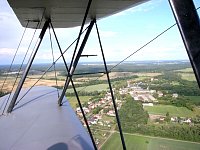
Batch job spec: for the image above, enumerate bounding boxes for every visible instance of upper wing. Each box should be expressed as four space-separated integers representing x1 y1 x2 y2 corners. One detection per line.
7 0 149 28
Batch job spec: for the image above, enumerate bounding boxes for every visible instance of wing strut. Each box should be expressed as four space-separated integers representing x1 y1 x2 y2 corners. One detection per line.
57 20 95 106
58 0 93 106
169 0 200 87
95 21 127 150
50 20 98 150
7 19 50 113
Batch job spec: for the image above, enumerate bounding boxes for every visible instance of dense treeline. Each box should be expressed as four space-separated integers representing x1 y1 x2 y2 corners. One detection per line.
0 61 191 74
134 124 200 142
66 90 102 96
60 75 137 89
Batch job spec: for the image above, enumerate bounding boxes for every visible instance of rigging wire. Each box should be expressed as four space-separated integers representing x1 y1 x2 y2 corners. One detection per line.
68 0 93 74
2 22 40 114
64 5 200 95
71 23 177 95
51 20 97 149
108 5 199 71
14 26 89 106
49 27 60 98
109 23 176 71
95 21 127 150
4 8 47 112
1 21 29 114
0 21 29 93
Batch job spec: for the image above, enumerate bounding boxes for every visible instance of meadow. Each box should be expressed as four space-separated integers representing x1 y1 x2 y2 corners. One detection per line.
143 105 195 117
175 67 196 81
67 84 109 93
101 132 200 150
67 96 91 109
186 96 200 103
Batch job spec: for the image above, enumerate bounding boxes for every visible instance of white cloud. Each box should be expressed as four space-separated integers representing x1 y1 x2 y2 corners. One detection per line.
0 48 15 55
113 0 164 17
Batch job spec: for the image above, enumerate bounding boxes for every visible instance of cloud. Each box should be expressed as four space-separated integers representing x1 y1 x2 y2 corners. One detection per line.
0 47 32 64
113 0 165 18
0 48 15 55
0 12 14 21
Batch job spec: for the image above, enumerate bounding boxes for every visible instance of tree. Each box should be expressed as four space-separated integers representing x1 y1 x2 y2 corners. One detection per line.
165 112 170 122
119 94 149 132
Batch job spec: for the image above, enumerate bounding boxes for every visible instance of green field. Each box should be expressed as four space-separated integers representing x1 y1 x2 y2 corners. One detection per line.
101 132 200 150
186 96 200 103
67 84 108 93
67 96 91 109
176 68 193 73
175 67 196 81
144 105 194 117
180 73 196 81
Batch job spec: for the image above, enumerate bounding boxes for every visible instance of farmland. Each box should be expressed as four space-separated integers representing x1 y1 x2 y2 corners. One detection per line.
144 104 195 117
101 132 200 150
175 67 196 81
67 84 109 93
67 96 91 109
1 61 200 149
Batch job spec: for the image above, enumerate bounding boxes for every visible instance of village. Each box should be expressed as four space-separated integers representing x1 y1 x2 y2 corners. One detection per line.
75 79 192 131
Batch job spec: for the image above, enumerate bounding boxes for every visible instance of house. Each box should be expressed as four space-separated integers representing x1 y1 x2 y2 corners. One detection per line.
171 117 177 122
88 117 97 125
157 91 163 97
172 93 178 98
142 103 153 107
107 110 115 117
183 118 191 123
76 107 90 114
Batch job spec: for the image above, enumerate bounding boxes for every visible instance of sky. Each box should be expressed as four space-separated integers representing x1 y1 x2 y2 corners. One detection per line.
0 0 200 65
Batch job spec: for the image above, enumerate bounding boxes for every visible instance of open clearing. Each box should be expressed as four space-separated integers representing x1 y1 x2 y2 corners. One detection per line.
175 68 196 81
180 73 196 81
175 68 193 73
186 96 200 103
144 105 194 117
67 84 109 93
67 96 91 109
101 132 200 150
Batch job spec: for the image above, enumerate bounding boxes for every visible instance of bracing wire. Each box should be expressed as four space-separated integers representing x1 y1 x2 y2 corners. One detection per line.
2 22 40 114
1 21 29 114
49 27 60 98
108 5 199 71
14 26 89 106
68 0 93 75
0 21 29 93
109 23 176 71
65 5 200 94
49 21 97 149
70 23 177 95
95 21 127 150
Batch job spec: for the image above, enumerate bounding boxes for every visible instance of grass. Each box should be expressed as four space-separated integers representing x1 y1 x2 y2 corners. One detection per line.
176 68 193 73
67 84 109 93
144 105 194 117
101 132 200 150
186 96 200 103
175 67 196 81
67 96 91 109
180 73 196 81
